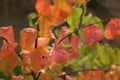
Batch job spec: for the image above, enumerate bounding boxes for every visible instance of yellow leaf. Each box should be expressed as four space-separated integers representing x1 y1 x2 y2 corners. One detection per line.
39 15 53 38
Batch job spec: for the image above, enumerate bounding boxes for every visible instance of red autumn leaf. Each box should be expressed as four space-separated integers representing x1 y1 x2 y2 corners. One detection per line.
70 34 79 59
45 31 69 68
45 46 69 69
82 24 102 46
0 26 17 47
52 46 69 63
0 43 18 69
30 49 43 73
58 26 70 44
35 0 52 17
39 15 53 38
104 18 120 40
20 28 37 51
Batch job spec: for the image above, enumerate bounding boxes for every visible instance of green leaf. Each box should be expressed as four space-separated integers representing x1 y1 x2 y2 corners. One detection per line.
67 7 82 32
0 72 10 80
28 12 38 20
82 14 104 33
14 65 22 76
27 12 38 27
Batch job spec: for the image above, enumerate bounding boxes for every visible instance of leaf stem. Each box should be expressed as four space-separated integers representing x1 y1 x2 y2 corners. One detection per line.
31 71 38 80
35 25 39 48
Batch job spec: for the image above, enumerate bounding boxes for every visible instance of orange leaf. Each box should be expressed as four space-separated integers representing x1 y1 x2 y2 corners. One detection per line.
52 0 72 25
39 15 53 38
31 49 43 73
22 52 31 73
0 26 15 43
84 71 94 80
20 28 37 51
82 24 102 46
37 37 49 47
37 37 50 55
35 0 52 17
0 43 18 69
93 71 104 80
104 18 120 40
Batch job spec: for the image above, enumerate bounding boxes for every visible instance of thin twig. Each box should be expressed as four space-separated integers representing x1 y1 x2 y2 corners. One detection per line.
35 25 39 48
15 50 22 59
36 72 41 79
58 32 72 44
78 5 84 29
0 37 9 43
0 37 23 59
31 71 37 80
57 17 113 44
58 68 110 78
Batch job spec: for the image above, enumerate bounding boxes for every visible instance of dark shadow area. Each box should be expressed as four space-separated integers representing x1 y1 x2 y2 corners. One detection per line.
0 0 36 42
